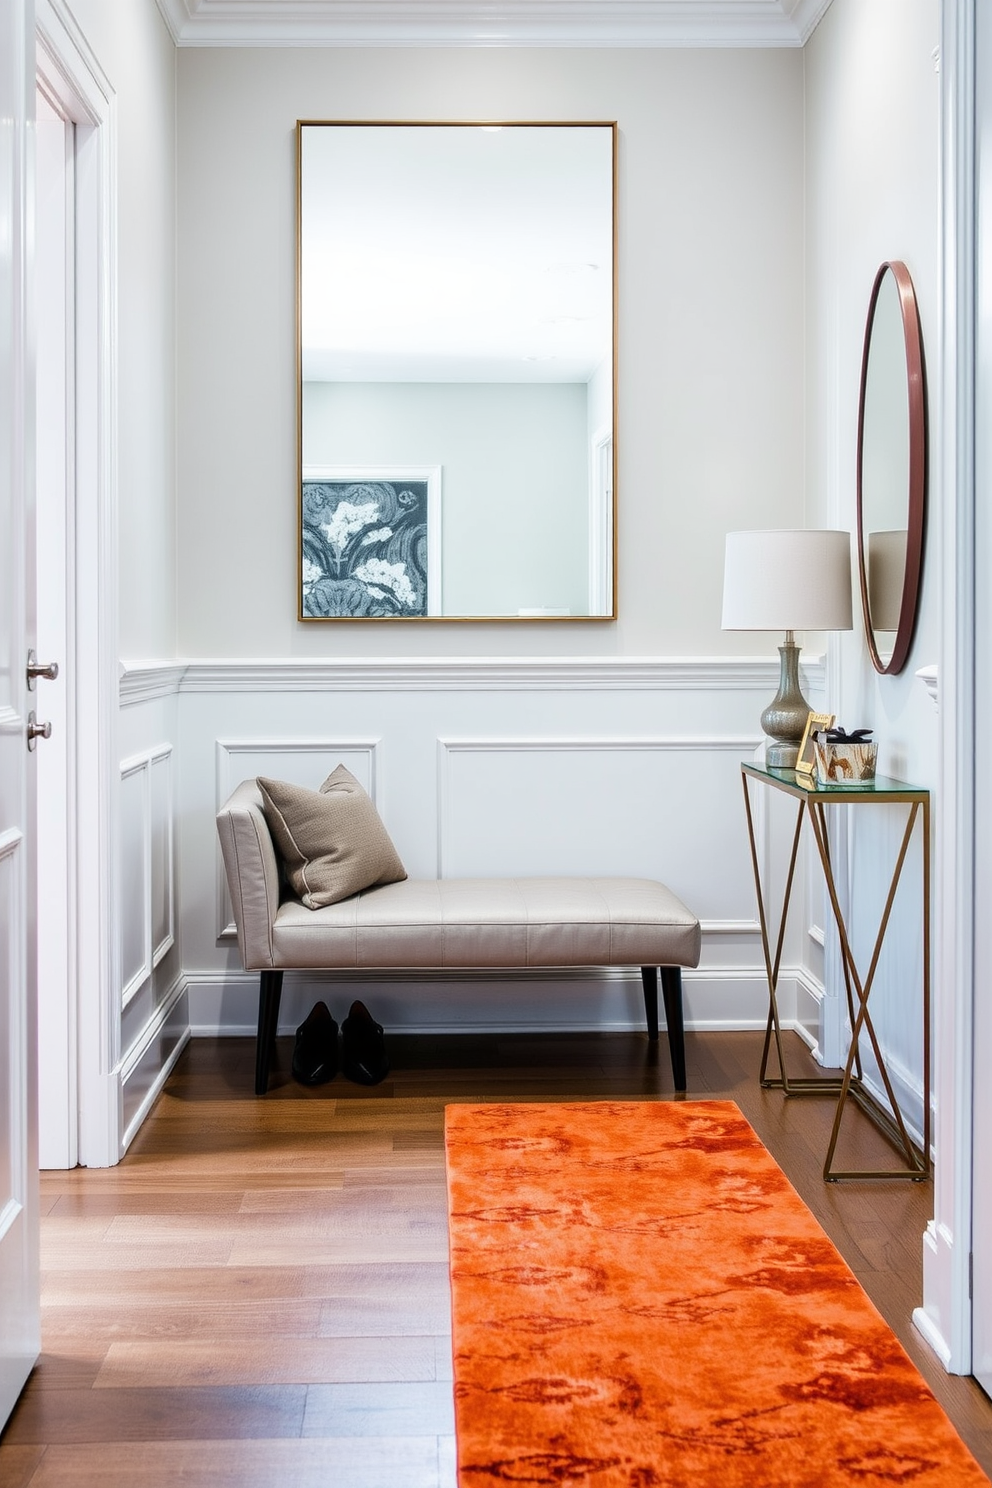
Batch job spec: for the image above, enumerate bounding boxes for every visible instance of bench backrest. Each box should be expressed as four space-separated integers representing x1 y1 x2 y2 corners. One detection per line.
216 781 281 969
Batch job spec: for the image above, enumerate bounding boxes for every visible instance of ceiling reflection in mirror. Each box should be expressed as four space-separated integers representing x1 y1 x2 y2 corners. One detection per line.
298 122 616 621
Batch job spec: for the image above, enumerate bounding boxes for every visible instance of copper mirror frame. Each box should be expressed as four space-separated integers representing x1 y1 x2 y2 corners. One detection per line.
856 260 928 675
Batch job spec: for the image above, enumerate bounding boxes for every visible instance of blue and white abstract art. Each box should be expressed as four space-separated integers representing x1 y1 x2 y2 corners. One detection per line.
301 475 433 618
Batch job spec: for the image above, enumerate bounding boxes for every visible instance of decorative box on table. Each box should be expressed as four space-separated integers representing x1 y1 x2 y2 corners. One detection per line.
813 737 878 785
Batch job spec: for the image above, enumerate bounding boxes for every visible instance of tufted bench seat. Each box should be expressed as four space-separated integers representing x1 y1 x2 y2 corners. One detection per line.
217 780 701 1095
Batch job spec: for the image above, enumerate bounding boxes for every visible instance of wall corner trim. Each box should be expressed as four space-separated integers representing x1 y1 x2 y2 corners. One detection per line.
119 662 188 705
916 664 939 708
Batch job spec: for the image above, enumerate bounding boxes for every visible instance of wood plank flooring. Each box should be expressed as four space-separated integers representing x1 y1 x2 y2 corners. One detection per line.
3 1027 992 1486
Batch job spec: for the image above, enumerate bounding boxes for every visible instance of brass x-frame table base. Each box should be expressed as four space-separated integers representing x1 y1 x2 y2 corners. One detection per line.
741 764 931 1183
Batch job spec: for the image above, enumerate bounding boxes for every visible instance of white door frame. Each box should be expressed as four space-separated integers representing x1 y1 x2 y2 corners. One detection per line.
970 0 992 1393
35 0 121 1169
914 0 977 1375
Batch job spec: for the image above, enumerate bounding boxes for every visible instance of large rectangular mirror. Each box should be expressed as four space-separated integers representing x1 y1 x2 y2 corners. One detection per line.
298 121 616 621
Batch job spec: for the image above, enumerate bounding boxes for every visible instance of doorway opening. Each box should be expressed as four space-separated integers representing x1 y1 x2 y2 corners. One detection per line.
35 6 120 1170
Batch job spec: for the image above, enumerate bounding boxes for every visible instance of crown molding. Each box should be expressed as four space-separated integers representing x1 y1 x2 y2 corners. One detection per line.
153 0 834 48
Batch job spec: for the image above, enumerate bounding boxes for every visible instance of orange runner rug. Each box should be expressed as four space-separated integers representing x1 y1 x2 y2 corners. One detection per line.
445 1099 988 1487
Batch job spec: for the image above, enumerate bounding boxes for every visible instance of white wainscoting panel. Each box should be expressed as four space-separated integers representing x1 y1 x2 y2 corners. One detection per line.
119 760 150 1007
214 737 380 939
438 736 762 933
119 745 174 1008
150 750 174 966
147 655 819 1042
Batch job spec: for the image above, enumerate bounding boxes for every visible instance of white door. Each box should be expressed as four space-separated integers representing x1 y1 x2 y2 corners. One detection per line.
0 0 41 1427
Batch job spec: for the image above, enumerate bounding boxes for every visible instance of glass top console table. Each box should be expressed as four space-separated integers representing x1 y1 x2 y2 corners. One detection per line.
741 761 930 1182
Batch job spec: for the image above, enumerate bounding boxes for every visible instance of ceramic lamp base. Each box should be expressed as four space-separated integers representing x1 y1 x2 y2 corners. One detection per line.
760 638 811 771
766 741 801 769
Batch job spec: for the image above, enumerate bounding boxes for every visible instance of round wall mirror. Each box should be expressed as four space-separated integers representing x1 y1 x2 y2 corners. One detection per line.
856 260 927 675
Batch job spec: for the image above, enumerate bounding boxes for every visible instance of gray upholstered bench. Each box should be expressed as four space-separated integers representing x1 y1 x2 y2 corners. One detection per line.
217 781 701 1095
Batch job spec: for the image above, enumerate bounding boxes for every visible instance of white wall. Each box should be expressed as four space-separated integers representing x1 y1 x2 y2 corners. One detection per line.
103 14 941 1170
804 1 938 1144
163 44 816 1058
67 0 178 659
304 380 589 615
806 0 938 753
177 46 804 657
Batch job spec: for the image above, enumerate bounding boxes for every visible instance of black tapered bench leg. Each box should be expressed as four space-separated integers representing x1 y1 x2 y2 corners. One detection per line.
255 969 284 1095
640 965 660 1041
660 965 687 1093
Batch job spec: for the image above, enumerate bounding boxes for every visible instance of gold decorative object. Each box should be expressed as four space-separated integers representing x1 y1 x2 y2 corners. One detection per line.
796 710 835 776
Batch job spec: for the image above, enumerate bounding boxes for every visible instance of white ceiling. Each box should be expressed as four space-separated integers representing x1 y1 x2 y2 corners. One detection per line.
302 124 614 383
154 0 833 48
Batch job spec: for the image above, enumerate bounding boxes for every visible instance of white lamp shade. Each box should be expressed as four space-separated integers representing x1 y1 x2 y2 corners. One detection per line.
866 529 907 632
721 529 853 632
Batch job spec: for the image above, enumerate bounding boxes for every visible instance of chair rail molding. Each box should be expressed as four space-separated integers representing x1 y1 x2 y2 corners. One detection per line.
118 662 187 706
121 655 823 696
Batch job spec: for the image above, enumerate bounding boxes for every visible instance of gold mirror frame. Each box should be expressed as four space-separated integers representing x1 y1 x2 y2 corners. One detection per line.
855 260 928 675
297 120 618 623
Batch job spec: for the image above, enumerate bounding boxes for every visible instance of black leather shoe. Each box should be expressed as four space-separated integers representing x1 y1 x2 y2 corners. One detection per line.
341 1000 390 1085
292 1001 338 1085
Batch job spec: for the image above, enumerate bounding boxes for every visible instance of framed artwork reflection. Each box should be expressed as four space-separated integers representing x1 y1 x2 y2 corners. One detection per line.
301 465 442 619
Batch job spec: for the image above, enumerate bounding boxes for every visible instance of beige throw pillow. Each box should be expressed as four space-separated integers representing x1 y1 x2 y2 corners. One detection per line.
257 765 407 909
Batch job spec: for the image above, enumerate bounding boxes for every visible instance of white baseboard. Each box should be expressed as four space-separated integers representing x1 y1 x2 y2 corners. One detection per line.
185 967 802 1039
120 976 191 1151
853 1062 927 1155
913 1304 954 1370
794 969 824 1056
775 967 929 1152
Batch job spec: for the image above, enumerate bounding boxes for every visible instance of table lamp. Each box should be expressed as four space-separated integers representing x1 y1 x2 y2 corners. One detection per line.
722 529 853 768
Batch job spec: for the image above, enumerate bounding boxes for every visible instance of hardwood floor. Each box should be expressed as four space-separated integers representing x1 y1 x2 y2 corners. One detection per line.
3 1026 992 1486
